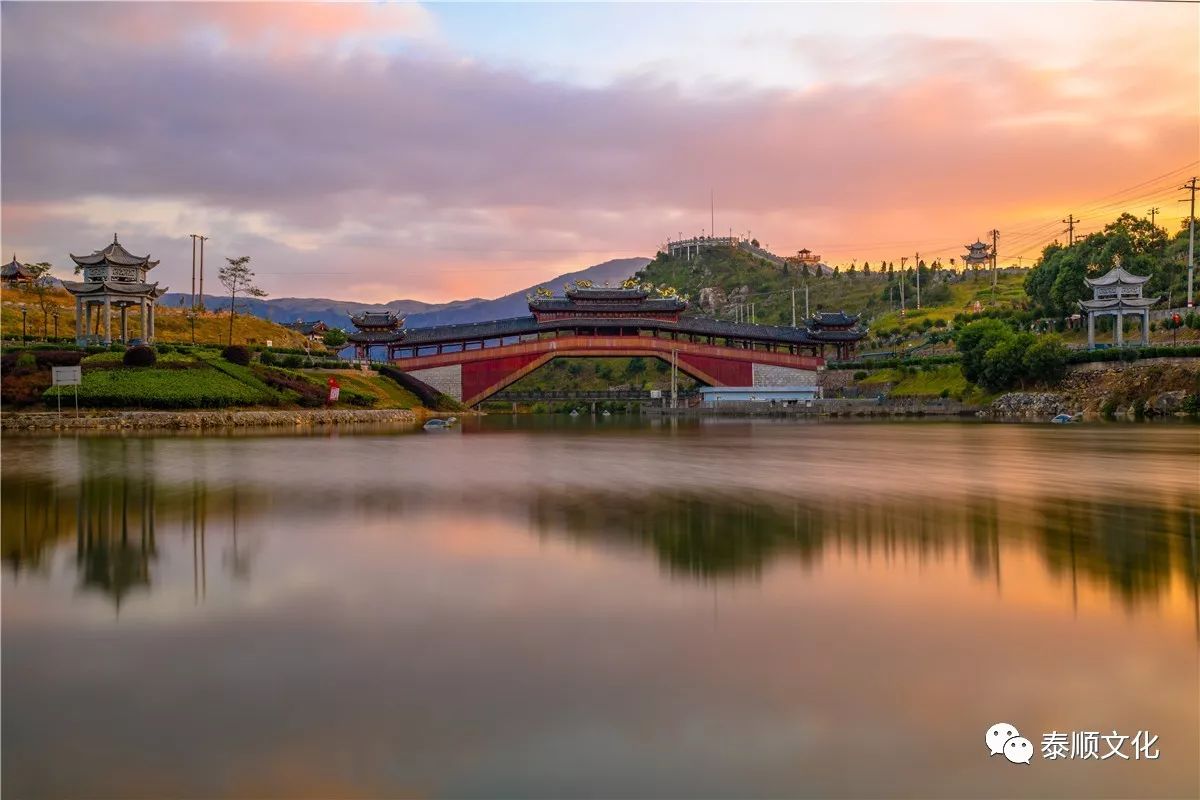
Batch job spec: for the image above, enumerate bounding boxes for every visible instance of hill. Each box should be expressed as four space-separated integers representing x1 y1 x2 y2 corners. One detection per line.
1 287 315 349
634 245 1032 347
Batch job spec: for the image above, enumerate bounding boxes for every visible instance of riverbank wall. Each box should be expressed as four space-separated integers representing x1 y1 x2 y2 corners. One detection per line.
1 408 418 432
646 397 977 418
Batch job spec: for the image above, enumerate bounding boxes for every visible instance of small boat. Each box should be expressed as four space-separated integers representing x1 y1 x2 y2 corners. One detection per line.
1050 413 1075 424
423 417 456 431
569 409 580 417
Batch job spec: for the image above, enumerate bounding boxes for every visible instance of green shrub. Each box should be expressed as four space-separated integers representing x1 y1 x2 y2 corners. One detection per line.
259 350 277 366
123 345 157 367
853 370 868 380
16 352 36 370
156 344 174 354
282 354 303 368
222 345 251 366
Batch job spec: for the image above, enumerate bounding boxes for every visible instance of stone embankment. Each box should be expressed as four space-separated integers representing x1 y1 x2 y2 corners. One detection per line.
984 361 1199 419
1 408 417 432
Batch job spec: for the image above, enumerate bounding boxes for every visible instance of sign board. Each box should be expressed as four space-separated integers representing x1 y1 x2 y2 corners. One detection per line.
51 366 82 386
650 390 662 399
327 376 341 404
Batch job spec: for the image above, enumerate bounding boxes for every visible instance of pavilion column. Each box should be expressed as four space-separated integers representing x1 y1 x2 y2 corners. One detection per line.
1087 313 1095 349
120 306 128 342
1115 312 1123 347
147 302 155 343
139 299 147 340
75 296 84 343
85 303 93 341
103 297 112 345
1142 310 1150 346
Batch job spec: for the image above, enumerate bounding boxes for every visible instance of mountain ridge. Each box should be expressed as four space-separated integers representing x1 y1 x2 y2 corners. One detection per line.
159 257 650 331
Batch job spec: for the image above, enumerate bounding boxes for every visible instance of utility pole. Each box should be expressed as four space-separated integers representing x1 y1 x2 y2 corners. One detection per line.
197 235 210 311
899 256 908 317
189 234 199 309
791 287 796 327
1062 214 1078 246
710 189 714 241
1148 207 1159 228
915 251 921 310
988 229 1000 304
804 284 810 320
1183 177 1197 308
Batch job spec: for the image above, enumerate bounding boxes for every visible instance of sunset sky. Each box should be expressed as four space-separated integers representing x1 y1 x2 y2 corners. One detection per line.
2 1 1197 303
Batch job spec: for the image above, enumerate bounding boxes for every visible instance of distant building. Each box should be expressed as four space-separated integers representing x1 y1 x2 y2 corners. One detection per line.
1 255 36 287
61 234 167 345
700 386 820 406
786 248 822 266
284 320 330 342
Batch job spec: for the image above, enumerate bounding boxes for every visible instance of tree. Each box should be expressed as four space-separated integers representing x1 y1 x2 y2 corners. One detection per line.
23 262 56 339
218 256 267 345
956 318 1012 384
323 328 348 349
980 333 1034 392
1024 334 1068 384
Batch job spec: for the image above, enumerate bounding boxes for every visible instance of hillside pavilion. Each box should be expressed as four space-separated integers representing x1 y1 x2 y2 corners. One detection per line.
62 234 167 345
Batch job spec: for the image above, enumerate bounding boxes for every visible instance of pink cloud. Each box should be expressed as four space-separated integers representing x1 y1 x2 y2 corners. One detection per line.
1 3 1196 302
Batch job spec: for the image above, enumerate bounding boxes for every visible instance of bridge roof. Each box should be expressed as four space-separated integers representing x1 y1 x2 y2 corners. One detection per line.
530 297 685 312
355 312 867 347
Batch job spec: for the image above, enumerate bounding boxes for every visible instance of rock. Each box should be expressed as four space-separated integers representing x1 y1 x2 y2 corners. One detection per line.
697 287 727 312
1150 391 1187 415
986 392 1069 418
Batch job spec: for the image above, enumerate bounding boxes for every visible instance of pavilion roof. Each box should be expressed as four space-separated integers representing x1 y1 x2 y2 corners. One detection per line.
1085 266 1151 287
350 310 403 329
70 234 159 270
1078 296 1160 310
1 255 35 279
808 310 860 328
60 279 167 298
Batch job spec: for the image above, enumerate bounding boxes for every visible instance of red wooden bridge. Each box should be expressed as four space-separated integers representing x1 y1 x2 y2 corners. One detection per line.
349 286 865 407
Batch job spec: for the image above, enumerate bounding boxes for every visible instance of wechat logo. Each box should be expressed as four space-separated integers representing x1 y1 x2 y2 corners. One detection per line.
986 722 1034 764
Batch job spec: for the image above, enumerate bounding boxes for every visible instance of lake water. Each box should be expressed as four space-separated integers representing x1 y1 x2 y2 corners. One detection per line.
2 419 1197 799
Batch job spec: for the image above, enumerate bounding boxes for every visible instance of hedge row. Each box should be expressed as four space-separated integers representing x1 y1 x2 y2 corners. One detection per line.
1065 345 1200 364
829 354 961 370
43 367 277 409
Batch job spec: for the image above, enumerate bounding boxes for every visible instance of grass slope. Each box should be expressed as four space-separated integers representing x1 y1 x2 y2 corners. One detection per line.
635 247 1031 339
1 287 315 349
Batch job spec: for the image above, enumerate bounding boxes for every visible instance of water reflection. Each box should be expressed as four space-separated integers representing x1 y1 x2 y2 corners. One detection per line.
3 425 1197 799
3 448 1196 621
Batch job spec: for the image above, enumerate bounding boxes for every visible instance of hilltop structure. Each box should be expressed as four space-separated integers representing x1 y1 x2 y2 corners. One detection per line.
666 235 741 260
963 240 991 270
62 234 167 345
1078 261 1160 348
